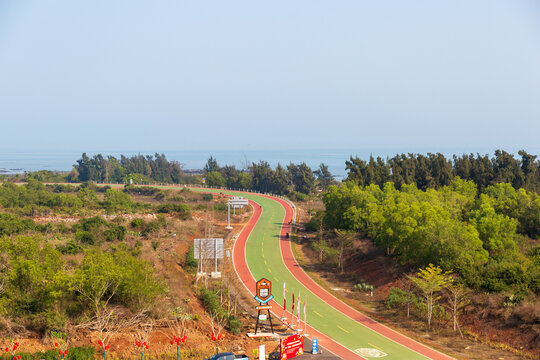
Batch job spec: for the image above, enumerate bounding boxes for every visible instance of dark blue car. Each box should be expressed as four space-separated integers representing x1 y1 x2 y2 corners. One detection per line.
205 352 249 360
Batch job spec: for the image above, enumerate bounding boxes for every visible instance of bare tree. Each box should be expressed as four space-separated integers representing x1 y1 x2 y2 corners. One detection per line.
445 283 470 336
77 306 143 358
334 229 355 272
208 311 226 354
132 319 154 358
166 308 192 359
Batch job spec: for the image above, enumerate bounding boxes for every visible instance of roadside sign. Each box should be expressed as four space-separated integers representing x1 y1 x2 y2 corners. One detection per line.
229 196 249 206
256 305 272 310
258 314 267 321
194 238 223 259
312 338 318 354
255 278 274 304
280 334 303 360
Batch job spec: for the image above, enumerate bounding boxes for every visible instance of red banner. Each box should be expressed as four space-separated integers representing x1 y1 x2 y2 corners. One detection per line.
280 334 303 360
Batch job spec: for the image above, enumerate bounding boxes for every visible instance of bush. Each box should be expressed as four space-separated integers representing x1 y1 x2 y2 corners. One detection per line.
213 202 227 212
479 260 533 293
75 230 96 245
289 191 308 202
385 287 422 312
141 221 161 237
354 282 374 293
29 309 66 333
228 315 243 334
203 193 213 201
103 225 126 242
305 211 324 232
56 241 83 255
78 216 106 232
103 188 135 212
0 213 35 235
156 203 191 219
200 289 222 315
130 218 146 229
185 245 198 270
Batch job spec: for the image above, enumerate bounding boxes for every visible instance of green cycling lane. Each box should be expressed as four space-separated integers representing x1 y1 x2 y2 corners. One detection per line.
186 187 428 360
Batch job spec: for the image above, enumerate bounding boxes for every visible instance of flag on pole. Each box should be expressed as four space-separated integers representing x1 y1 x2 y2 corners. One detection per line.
283 282 286 310
296 292 301 321
292 290 295 314
304 296 307 323
304 295 308 333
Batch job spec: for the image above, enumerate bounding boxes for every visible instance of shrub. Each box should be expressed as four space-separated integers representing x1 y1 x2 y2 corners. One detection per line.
130 218 146 229
354 282 374 293
200 289 223 316
0 213 35 235
185 245 198 270
103 188 135 212
228 315 243 335
202 193 213 201
103 225 126 242
56 241 83 255
213 202 227 212
78 216 106 232
75 230 96 245
156 203 191 219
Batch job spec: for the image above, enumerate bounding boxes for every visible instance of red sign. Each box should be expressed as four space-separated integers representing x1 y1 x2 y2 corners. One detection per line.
280 334 303 360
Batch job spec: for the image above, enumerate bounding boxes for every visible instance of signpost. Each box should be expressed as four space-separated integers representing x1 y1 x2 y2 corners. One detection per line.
280 334 303 360
226 196 249 229
194 238 223 278
254 278 274 334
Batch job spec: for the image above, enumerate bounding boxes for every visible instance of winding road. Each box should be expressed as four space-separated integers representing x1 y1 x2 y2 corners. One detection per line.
192 188 455 360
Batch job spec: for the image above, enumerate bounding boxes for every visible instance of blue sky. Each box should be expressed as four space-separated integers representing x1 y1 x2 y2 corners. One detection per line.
0 1 539 153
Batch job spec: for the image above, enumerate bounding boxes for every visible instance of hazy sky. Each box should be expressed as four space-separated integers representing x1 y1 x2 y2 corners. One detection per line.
1 1 539 153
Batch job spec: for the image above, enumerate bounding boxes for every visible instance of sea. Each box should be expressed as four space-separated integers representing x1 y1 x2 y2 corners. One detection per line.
0 148 538 180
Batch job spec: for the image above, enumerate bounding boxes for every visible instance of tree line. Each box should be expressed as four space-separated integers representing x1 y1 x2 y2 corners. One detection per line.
73 153 186 184
203 156 336 196
346 150 540 193
321 178 540 294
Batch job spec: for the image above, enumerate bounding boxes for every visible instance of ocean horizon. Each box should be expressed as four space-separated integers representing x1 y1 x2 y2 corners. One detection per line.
1 147 538 179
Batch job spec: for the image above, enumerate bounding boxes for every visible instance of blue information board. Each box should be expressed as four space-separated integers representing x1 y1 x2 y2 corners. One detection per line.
312 338 318 354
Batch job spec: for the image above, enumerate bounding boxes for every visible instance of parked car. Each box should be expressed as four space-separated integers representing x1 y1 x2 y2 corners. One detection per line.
205 352 249 360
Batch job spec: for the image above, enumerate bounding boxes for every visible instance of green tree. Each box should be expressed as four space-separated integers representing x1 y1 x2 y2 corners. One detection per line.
204 156 220 175
206 171 226 187
314 163 336 191
469 200 518 258
288 162 316 194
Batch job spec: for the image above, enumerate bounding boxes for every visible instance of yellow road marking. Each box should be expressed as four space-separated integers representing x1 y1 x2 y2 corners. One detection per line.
368 343 384 352
313 311 323 318
338 325 350 333
262 253 265 258
264 260 267 265
274 277 278 281
268 269 272 273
